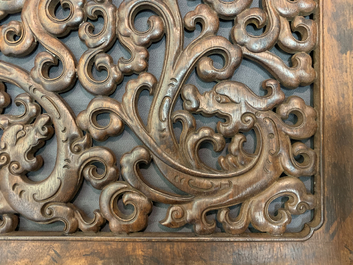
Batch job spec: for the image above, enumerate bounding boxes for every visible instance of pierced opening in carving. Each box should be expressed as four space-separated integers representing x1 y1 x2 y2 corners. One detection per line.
133 10 158 33
52 0 71 21
0 0 321 239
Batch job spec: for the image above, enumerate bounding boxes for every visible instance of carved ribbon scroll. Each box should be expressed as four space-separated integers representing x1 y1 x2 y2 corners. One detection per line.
0 0 320 238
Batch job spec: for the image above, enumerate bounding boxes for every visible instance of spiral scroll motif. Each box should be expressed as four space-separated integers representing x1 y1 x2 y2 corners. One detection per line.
0 0 321 238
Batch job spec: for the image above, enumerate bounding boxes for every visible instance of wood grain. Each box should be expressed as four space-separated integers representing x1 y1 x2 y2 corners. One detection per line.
0 0 320 237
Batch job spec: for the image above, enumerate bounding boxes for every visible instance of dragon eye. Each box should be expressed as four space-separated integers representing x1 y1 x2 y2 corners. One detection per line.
16 129 26 140
215 94 231 103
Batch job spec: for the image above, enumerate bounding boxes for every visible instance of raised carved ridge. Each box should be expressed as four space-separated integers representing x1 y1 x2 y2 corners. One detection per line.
0 0 321 238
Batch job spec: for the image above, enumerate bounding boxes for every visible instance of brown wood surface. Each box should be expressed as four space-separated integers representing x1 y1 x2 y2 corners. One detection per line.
0 0 352 264
0 0 320 238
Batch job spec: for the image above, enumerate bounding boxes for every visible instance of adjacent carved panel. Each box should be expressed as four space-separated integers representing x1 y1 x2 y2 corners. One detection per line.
0 0 322 239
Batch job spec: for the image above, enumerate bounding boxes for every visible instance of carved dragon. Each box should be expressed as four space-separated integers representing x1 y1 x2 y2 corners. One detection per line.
0 0 320 237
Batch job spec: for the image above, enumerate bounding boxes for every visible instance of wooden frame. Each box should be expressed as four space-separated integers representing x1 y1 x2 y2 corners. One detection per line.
0 0 352 264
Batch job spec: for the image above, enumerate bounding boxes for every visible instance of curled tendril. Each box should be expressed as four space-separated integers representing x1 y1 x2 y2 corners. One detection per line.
77 0 123 95
39 0 85 37
184 127 226 171
70 134 92 154
0 93 41 130
121 146 193 203
77 100 125 141
43 203 79 234
160 205 188 229
22 0 82 92
278 16 318 53
117 0 165 75
69 132 119 190
172 110 197 149
232 3 280 53
0 153 9 166
184 4 219 37
43 203 105 234
162 203 217 235
250 177 316 235
77 72 157 141
0 20 37 57
30 50 76 92
177 4 242 83
242 49 317 89
0 214 18 233
281 141 317 177
276 96 317 139
218 177 316 235
9 161 23 175
121 72 157 125
100 181 152 233
79 0 116 48
217 201 251 235
79 146 119 190
218 133 257 172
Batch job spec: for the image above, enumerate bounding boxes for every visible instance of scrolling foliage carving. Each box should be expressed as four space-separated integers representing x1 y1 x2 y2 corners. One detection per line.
0 0 321 238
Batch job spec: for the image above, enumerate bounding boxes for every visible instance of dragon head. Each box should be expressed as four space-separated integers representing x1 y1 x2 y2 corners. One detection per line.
0 114 54 174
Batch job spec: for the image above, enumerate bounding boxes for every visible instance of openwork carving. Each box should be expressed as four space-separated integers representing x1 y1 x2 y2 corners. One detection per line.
0 0 322 239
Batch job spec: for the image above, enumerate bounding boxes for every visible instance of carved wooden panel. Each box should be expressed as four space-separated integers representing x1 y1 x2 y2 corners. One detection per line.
0 0 322 240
